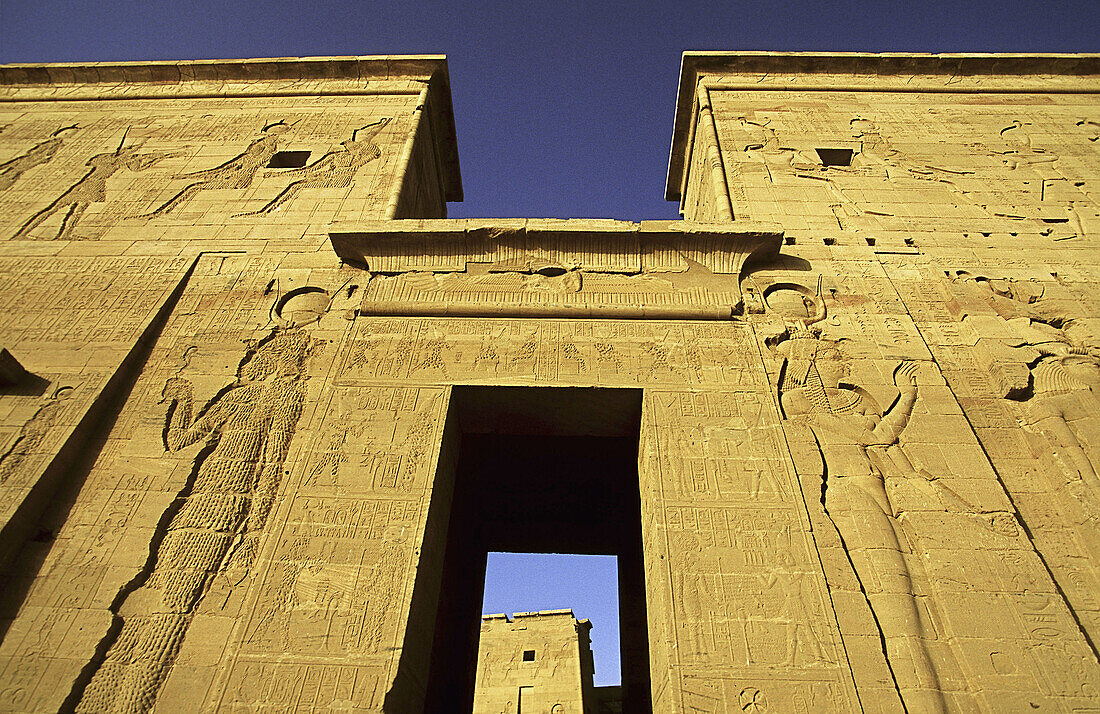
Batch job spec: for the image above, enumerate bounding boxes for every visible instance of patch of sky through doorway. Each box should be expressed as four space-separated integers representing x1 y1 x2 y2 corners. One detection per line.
481 552 620 687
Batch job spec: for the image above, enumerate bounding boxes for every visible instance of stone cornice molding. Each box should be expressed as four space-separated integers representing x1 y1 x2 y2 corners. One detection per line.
0 55 448 88
329 219 783 320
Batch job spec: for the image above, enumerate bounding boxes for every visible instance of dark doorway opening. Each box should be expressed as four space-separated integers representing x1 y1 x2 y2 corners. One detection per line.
412 386 651 713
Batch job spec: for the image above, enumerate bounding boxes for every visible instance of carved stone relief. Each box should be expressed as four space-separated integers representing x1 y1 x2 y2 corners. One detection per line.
0 125 77 193
712 92 1100 244
0 101 410 241
736 265 1097 711
1 53 1099 714
302 387 444 494
74 328 316 714
768 297 951 713
338 317 762 387
233 118 390 217
143 121 291 218
642 387 859 711
0 385 73 485
938 267 1100 654
12 131 176 240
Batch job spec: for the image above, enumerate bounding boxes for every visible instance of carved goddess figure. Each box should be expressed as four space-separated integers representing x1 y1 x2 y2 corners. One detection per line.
75 329 313 714
774 299 949 713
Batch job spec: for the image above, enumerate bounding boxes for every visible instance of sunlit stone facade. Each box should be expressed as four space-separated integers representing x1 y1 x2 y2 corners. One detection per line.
0 52 1097 713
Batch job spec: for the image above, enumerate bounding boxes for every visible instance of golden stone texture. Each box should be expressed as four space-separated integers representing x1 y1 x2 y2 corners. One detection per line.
473 611 600 714
0 52 1096 713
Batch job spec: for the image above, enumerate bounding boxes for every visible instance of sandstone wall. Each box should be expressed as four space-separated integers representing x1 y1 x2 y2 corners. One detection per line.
667 53 1100 712
0 53 1097 714
473 611 594 714
0 57 460 713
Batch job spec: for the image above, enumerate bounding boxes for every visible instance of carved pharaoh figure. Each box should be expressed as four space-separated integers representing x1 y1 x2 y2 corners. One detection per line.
773 291 950 713
736 115 820 178
995 120 1061 174
759 569 826 667
1019 354 1100 510
950 271 1100 506
75 300 320 713
0 385 72 484
13 131 174 240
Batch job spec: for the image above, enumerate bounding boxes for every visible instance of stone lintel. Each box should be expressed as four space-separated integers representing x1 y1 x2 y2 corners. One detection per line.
329 218 783 270
330 219 782 321
666 51 1100 201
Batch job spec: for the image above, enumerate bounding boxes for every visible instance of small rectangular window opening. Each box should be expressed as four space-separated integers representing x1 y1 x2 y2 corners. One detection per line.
816 148 854 167
522 649 535 661
267 150 310 168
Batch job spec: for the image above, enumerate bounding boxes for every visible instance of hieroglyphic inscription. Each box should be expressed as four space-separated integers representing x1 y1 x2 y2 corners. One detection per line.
302 386 445 494
648 390 789 502
219 661 384 713
339 317 759 387
239 497 419 658
362 269 742 313
680 674 850 713
0 255 189 344
665 505 835 670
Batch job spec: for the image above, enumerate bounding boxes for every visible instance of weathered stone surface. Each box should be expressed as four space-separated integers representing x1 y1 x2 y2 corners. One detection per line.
474 611 599 714
0 51 1095 714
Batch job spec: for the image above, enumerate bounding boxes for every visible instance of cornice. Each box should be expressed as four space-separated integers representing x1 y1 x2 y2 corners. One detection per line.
0 55 448 87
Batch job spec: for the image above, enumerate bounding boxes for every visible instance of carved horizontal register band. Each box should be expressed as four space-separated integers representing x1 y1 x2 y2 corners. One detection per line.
0 55 464 204
356 302 738 320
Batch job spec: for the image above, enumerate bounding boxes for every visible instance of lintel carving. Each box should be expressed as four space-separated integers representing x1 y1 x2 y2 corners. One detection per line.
329 221 783 319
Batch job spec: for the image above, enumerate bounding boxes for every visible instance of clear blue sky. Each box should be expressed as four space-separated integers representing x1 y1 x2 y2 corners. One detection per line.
482 553 620 686
3 0 1097 689
2 1 1097 220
